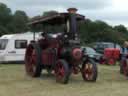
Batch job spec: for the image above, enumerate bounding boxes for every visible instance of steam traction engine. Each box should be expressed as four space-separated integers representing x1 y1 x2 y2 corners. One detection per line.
25 8 98 84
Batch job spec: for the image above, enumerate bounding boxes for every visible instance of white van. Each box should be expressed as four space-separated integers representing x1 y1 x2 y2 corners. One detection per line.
0 32 39 63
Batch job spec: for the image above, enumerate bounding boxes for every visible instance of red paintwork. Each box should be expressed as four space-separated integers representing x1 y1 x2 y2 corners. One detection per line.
55 60 65 81
108 58 116 65
38 37 61 65
38 39 49 49
41 49 56 65
102 48 120 65
25 45 37 76
72 48 82 60
104 48 120 59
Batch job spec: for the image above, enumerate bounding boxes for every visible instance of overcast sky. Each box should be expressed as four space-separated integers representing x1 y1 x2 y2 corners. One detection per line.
0 0 128 26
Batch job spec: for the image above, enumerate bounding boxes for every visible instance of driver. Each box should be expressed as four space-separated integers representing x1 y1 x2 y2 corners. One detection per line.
38 32 49 49
41 32 48 39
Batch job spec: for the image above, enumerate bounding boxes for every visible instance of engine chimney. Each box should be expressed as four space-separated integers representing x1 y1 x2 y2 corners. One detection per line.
66 8 78 40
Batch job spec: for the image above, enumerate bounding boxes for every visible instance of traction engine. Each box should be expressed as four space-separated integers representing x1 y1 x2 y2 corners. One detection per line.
25 8 98 84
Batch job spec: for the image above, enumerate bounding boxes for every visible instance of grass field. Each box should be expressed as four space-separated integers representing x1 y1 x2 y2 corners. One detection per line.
0 64 128 96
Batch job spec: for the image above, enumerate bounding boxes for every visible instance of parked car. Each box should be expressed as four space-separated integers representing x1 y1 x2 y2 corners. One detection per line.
81 47 102 62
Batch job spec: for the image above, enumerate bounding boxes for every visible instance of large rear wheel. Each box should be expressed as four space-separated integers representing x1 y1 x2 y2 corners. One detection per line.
55 59 70 84
81 59 98 82
25 43 42 77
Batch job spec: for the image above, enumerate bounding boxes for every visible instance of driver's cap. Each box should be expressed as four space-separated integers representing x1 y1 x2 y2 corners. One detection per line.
67 8 78 14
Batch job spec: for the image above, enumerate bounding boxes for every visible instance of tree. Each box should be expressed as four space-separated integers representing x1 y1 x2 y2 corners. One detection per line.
0 3 12 26
114 24 128 33
0 3 12 35
79 19 127 44
0 26 8 36
11 10 28 33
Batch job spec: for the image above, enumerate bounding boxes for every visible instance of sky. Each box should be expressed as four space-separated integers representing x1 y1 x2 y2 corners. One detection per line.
0 0 128 26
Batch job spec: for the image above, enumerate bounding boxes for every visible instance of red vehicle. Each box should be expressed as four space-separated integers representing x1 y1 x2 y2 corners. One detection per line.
25 8 98 84
100 48 120 65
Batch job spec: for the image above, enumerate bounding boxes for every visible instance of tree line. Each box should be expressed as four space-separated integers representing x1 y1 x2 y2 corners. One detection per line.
0 3 28 36
0 3 128 45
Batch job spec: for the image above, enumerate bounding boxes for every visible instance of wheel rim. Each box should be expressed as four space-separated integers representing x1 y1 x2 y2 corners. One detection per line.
83 63 94 80
55 61 65 81
25 45 37 76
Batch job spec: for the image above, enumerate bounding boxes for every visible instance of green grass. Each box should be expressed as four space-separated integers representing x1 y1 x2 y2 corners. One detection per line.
0 64 128 96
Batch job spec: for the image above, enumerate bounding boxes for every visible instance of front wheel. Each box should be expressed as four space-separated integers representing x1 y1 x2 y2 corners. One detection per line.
55 59 70 84
81 59 98 82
